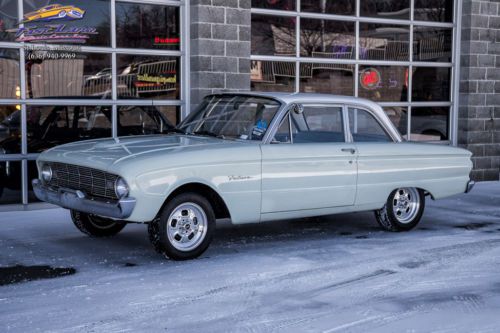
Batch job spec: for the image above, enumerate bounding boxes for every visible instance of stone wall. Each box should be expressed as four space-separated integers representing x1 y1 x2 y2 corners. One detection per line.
459 0 500 181
190 0 251 107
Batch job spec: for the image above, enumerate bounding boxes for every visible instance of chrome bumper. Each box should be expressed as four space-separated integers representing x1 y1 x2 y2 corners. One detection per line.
32 179 136 219
465 180 475 193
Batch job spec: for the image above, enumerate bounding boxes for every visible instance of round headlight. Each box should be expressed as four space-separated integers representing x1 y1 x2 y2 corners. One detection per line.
41 164 52 183
115 178 129 198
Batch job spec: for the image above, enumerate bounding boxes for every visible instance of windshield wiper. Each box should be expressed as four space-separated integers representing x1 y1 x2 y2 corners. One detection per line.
191 130 225 139
165 128 187 134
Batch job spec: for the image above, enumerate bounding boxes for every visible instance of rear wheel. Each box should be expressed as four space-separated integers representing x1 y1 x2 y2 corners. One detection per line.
375 187 425 231
70 210 126 237
148 193 215 260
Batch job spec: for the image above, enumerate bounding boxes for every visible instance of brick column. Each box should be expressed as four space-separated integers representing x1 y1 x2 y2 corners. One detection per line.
190 0 252 108
459 0 500 181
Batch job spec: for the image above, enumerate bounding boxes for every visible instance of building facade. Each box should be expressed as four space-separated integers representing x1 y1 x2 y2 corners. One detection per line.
0 0 498 207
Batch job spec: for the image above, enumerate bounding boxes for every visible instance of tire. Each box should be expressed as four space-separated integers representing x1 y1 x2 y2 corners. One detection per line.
70 210 126 237
375 187 425 232
148 193 215 260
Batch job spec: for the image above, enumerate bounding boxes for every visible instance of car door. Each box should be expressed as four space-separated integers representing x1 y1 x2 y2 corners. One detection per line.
260 104 358 214
346 106 401 206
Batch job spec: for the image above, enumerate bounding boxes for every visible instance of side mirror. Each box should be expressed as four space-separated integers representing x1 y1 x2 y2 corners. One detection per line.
292 103 304 114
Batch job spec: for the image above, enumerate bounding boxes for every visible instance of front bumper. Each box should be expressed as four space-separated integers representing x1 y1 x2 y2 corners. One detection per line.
32 179 136 219
465 180 475 193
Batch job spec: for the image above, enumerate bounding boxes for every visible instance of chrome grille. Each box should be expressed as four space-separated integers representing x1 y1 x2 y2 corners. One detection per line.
47 162 118 200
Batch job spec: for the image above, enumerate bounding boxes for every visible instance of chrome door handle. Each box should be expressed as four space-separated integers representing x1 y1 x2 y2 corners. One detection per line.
341 148 356 154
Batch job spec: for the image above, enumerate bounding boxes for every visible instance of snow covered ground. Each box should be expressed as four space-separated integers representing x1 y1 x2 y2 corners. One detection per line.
1 182 500 332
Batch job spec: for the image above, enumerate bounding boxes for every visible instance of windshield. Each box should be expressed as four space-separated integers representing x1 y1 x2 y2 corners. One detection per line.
178 95 281 141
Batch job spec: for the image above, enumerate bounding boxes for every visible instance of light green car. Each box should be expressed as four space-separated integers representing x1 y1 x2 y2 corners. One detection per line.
33 93 474 260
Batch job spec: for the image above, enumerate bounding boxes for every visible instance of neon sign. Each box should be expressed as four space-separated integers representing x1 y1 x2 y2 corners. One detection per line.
360 68 381 90
154 37 180 45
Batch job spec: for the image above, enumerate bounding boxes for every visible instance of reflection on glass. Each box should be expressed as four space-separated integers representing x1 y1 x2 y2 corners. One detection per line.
25 52 111 98
155 106 180 126
252 0 295 11
359 23 410 61
358 66 408 102
384 106 408 138
251 14 296 56
26 105 112 153
0 49 20 99
413 27 452 62
251 60 295 92
360 0 410 20
0 161 22 204
411 107 449 141
116 3 180 50
412 67 450 101
116 55 180 100
414 0 453 22
117 105 176 136
301 0 355 16
300 63 354 96
21 0 111 46
0 106 21 153
300 19 355 58
0 1 18 42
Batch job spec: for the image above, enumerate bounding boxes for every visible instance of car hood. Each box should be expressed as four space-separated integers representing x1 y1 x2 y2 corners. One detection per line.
38 134 237 171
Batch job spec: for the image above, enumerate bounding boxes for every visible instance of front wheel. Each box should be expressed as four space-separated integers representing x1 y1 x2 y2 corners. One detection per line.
70 210 126 237
148 193 215 260
375 187 425 232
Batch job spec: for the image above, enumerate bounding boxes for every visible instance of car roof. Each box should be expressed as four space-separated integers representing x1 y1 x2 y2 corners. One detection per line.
207 92 382 109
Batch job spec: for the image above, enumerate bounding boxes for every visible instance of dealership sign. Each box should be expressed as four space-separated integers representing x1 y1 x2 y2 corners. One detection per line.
8 4 97 44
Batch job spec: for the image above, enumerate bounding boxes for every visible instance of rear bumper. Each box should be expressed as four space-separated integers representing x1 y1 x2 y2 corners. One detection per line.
465 180 475 193
32 179 136 219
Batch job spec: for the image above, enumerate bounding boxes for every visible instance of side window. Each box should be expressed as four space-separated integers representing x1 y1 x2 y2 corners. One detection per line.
348 108 392 142
292 105 345 143
272 113 297 143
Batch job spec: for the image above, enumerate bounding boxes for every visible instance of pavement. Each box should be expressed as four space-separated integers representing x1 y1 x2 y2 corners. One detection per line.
0 181 500 332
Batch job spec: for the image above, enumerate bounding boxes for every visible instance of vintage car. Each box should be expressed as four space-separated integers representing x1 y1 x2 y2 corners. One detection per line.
22 4 85 23
33 93 474 260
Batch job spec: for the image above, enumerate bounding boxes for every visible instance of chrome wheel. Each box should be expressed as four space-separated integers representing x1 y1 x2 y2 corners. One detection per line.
166 202 207 252
392 187 421 224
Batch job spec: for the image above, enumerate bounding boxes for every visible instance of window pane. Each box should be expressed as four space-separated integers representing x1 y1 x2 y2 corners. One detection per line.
301 0 355 16
292 106 345 143
251 14 296 56
414 0 454 22
358 66 408 102
0 106 21 154
359 23 410 61
117 105 176 136
300 19 355 58
27 105 112 153
0 1 18 42
273 115 293 143
0 49 20 99
348 108 391 142
252 0 296 11
116 55 180 100
300 63 354 96
384 106 408 139
21 0 111 46
413 27 452 62
360 0 410 20
155 105 180 126
0 161 22 204
412 67 450 102
411 107 449 141
251 60 296 92
26 52 111 98
116 3 180 50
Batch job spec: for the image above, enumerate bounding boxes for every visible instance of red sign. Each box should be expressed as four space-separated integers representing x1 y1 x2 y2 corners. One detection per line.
360 68 381 90
154 37 180 45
